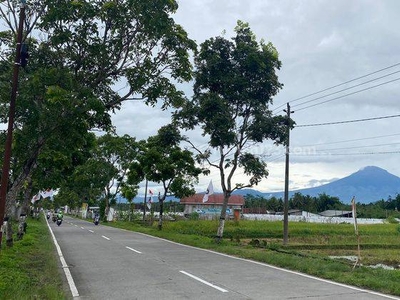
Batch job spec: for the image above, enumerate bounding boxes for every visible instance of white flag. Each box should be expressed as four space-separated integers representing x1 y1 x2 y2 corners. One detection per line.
31 193 41 204
202 180 214 203
147 189 153 209
40 189 54 199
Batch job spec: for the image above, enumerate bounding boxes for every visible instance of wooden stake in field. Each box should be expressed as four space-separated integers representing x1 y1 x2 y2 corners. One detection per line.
351 196 361 269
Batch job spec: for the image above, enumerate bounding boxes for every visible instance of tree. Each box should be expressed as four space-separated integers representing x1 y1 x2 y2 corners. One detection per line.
128 124 204 230
0 0 196 231
95 134 140 221
38 0 197 109
174 21 291 241
120 183 139 222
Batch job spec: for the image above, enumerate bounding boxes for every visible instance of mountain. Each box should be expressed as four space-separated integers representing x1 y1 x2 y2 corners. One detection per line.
233 166 400 204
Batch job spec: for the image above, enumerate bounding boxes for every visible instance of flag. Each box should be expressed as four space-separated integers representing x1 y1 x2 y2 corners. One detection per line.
147 189 153 209
351 196 358 233
31 193 40 204
40 189 54 199
202 180 214 203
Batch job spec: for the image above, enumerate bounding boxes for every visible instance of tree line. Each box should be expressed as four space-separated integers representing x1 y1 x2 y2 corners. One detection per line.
244 192 400 219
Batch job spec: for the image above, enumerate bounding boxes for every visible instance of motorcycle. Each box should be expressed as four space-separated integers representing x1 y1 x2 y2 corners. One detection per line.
94 215 100 225
56 218 62 226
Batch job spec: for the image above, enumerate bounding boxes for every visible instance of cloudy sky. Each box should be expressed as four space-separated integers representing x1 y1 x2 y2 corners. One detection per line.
111 0 400 195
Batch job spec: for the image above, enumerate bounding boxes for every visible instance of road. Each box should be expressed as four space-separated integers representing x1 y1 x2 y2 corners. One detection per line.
48 216 399 300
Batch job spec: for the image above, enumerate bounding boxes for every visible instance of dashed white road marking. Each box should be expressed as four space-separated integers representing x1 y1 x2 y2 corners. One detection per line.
180 270 228 293
102 235 110 240
88 230 94 233
126 246 142 254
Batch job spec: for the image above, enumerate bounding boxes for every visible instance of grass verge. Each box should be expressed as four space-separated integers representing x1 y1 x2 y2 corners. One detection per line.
0 216 68 300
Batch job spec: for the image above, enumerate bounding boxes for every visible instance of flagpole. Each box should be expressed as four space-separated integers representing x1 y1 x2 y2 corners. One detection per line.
143 179 148 222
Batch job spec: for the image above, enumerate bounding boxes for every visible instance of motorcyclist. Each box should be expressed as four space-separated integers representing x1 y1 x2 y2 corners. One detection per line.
57 211 63 221
93 212 100 225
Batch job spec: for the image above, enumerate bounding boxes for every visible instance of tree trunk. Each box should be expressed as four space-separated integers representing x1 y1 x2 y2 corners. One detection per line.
158 199 164 230
215 193 230 242
5 218 13 247
104 198 110 222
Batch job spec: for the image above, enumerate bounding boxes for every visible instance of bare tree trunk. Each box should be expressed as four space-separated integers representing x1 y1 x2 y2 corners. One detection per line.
158 199 164 230
4 217 13 247
216 194 229 242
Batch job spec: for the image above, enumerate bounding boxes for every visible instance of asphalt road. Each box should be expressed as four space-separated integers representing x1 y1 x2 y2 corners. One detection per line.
48 216 400 300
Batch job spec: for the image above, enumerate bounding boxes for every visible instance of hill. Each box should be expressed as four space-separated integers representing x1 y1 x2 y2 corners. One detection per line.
233 166 400 204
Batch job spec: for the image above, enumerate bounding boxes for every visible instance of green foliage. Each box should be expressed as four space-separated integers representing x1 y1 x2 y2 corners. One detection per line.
188 212 199 220
129 124 203 202
173 21 290 238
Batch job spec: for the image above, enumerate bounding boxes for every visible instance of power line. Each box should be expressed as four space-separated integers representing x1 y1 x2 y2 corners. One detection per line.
312 142 400 152
295 132 400 147
295 114 400 127
295 77 400 112
291 70 400 110
272 62 400 112
293 151 400 156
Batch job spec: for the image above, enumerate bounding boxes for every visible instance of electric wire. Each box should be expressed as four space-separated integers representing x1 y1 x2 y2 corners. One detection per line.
293 151 400 156
295 77 400 112
295 114 400 127
295 133 400 147
272 62 400 112
309 142 400 152
291 70 400 110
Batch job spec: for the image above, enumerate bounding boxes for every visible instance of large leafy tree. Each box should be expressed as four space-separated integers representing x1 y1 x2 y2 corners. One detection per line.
128 124 204 230
38 0 196 109
0 0 196 219
174 21 292 241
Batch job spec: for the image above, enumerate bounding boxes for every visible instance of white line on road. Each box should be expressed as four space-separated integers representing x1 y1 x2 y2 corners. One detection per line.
102 235 110 240
80 227 85 230
126 246 142 254
88 230 94 233
180 270 228 293
46 219 79 298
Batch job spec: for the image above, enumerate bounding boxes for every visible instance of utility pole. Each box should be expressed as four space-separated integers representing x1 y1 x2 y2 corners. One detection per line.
283 102 293 245
0 1 26 248
143 178 148 222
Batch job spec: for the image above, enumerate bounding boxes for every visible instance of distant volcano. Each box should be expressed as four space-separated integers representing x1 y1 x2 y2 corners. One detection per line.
234 166 400 204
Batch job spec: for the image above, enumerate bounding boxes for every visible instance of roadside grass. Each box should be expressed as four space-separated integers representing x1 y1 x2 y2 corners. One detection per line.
107 219 400 297
0 217 68 300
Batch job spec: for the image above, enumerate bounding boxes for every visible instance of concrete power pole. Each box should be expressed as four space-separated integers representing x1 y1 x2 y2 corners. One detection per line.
0 1 26 247
283 103 293 245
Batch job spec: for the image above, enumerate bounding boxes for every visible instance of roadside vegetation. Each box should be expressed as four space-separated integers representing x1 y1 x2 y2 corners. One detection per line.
0 217 68 300
2 214 400 299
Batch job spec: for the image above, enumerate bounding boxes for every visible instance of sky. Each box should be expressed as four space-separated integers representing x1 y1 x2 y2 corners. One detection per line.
111 0 400 196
